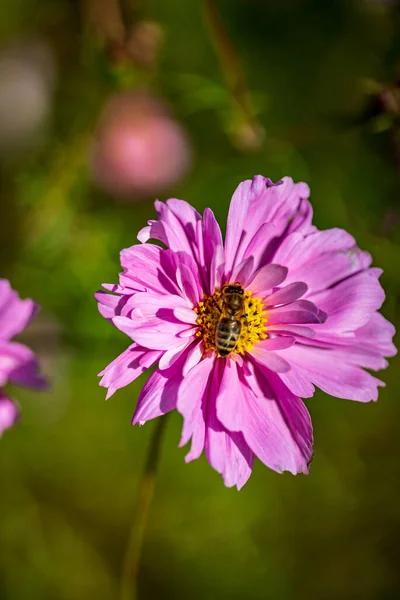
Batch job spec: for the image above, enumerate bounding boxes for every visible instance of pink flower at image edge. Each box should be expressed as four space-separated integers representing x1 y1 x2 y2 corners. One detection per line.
96 175 397 489
0 279 47 436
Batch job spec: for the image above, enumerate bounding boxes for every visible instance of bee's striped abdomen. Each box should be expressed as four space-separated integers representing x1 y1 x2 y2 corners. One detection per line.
215 317 242 357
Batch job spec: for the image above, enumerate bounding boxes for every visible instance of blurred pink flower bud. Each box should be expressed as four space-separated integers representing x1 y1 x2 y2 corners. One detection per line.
90 91 192 199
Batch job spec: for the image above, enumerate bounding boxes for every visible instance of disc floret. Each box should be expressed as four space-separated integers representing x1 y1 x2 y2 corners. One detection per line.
194 288 267 356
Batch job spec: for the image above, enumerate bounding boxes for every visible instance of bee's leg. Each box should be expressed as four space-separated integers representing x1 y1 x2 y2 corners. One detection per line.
211 298 222 313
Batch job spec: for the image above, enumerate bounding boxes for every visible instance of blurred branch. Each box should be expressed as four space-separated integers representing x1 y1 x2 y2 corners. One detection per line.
82 0 126 46
120 415 169 600
202 0 264 150
82 0 164 73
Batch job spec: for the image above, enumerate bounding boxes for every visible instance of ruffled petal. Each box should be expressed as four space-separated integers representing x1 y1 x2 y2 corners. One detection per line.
267 300 326 325
292 311 396 372
182 341 204 376
120 244 178 295
113 315 191 350
241 223 277 273
175 263 202 306
0 341 47 390
277 344 384 402
110 290 196 350
266 324 316 339
99 344 162 399
137 198 203 270
258 336 296 350
224 176 314 279
249 346 291 372
216 359 247 431
205 406 254 490
203 208 224 294
247 264 288 295
273 229 373 294
350 312 397 359
176 355 215 461
158 340 193 370
95 289 130 321
209 244 225 294
0 279 38 341
131 355 185 425
205 359 254 489
264 282 308 307
311 270 385 334
232 362 313 474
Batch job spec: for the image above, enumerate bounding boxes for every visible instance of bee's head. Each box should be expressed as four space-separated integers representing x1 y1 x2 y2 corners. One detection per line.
222 284 245 310
223 284 244 295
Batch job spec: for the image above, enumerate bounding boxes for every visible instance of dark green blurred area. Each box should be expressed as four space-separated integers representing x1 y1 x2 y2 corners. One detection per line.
1 0 400 598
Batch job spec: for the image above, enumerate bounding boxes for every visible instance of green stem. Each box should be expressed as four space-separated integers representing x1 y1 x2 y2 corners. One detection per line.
202 0 263 149
120 415 169 600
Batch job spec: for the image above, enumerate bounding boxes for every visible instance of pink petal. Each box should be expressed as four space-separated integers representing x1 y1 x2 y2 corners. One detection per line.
182 341 203 376
352 312 397 358
258 336 296 350
216 359 247 431
0 393 20 436
265 282 308 307
177 356 215 461
247 264 288 295
249 346 291 372
96 289 128 320
99 344 162 399
120 244 179 295
158 341 192 370
202 209 224 295
0 279 38 341
273 228 373 295
224 176 313 279
231 257 255 287
279 368 316 398
224 179 252 278
132 357 184 425
267 301 325 325
205 359 254 489
241 222 277 271
0 341 47 391
176 263 202 306
236 363 313 474
138 199 202 269
166 198 201 234
102 283 127 294
278 344 384 402
297 311 396 371
311 270 385 334
113 315 189 350
266 324 316 339
173 307 198 324
123 291 192 320
206 409 254 490
209 244 225 294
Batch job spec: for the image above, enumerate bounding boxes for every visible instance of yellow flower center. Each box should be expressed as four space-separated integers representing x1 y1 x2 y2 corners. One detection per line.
194 288 268 357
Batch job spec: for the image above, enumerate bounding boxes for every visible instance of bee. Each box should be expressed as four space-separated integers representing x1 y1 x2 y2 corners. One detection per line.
215 284 246 357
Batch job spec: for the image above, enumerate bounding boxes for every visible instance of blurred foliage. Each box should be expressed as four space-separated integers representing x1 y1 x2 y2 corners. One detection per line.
1 0 400 599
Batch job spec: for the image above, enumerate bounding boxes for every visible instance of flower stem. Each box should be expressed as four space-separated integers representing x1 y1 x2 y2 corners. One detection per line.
120 415 169 600
202 0 264 150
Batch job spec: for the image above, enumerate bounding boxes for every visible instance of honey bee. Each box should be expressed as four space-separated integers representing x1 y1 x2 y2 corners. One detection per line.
215 284 246 357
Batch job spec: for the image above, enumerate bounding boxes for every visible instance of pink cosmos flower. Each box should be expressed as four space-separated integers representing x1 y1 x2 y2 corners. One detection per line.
96 176 396 489
0 279 46 436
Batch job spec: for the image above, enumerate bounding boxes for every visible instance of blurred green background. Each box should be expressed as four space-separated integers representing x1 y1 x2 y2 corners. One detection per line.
1 0 400 598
